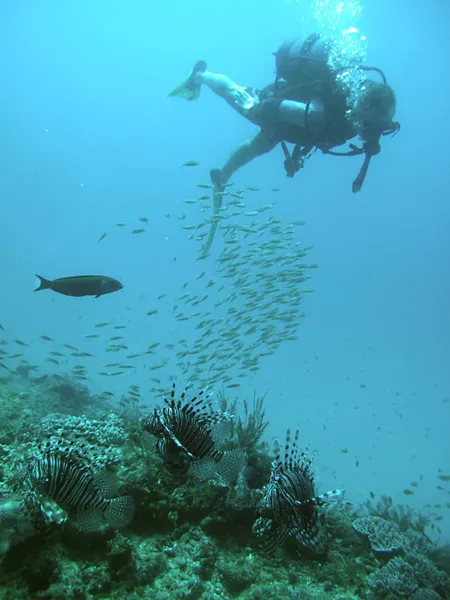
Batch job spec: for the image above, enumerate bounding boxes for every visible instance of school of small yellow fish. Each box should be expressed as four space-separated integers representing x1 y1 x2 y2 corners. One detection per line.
1 183 313 395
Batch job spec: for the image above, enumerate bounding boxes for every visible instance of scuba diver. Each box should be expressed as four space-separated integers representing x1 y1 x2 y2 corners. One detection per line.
169 33 400 195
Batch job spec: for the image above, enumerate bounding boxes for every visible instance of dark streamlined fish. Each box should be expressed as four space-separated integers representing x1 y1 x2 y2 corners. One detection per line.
35 274 123 298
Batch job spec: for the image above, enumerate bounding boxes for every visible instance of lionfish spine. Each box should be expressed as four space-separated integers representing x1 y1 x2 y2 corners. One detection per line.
144 383 225 468
294 488 345 507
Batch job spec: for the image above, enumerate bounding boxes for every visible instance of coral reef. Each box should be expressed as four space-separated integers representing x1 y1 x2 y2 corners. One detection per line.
352 516 406 554
0 376 449 600
367 556 419 597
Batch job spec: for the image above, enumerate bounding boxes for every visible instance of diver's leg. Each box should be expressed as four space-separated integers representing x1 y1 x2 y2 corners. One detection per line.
195 70 258 114
203 131 277 259
211 131 278 187
169 60 258 114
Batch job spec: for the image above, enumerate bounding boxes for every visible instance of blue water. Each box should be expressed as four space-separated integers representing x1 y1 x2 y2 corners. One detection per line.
1 0 449 542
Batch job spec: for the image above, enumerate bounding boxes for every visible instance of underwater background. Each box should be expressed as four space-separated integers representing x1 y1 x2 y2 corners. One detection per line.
0 0 449 598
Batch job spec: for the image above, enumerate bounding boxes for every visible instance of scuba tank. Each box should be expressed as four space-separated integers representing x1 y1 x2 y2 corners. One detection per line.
272 33 343 181
274 34 335 84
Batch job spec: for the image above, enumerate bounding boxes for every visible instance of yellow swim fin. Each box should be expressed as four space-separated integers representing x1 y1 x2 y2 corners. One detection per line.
168 60 207 101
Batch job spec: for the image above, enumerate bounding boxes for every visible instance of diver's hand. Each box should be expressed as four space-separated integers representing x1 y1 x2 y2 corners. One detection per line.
231 85 259 111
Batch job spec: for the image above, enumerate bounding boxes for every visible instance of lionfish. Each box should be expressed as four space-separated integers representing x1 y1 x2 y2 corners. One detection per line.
15 441 135 531
253 429 343 555
142 383 245 483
